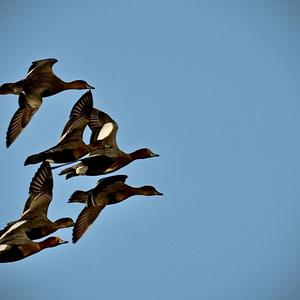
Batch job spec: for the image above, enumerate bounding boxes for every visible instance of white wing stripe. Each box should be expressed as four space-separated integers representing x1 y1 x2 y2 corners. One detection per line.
0 220 27 240
0 244 9 251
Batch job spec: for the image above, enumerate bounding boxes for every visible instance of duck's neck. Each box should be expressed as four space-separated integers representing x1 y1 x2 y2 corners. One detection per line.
54 218 74 229
129 148 148 161
113 186 139 203
130 187 148 196
63 80 78 89
63 80 85 90
38 237 59 250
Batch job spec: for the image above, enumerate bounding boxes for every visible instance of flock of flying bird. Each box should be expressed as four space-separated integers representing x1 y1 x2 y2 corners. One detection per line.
0 58 162 263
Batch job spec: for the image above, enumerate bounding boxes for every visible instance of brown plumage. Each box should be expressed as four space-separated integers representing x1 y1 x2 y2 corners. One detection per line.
0 162 72 263
58 107 159 179
0 234 67 263
68 175 163 243
0 58 94 147
24 91 94 165
0 162 74 240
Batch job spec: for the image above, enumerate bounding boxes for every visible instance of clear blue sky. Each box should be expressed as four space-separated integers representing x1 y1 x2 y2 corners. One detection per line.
1 1 300 299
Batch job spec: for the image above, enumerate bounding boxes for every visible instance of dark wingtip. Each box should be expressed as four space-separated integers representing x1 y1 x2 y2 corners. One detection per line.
6 128 17 148
72 232 79 244
6 139 12 148
29 161 53 194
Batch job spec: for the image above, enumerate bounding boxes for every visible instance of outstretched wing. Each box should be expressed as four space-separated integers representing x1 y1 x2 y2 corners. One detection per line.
95 175 128 190
89 108 118 148
26 58 58 77
6 93 41 147
60 91 93 138
72 203 106 243
21 162 53 219
59 116 89 143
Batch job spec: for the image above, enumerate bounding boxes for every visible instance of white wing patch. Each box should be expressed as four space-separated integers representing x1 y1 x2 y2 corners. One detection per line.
76 166 88 175
0 244 9 251
104 167 115 173
0 220 27 240
97 122 114 140
22 208 31 217
46 159 55 163
26 67 35 77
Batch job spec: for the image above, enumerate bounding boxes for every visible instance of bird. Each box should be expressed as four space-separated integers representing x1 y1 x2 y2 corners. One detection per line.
24 91 94 166
0 233 67 263
68 174 163 243
0 58 94 147
0 162 74 240
58 106 159 179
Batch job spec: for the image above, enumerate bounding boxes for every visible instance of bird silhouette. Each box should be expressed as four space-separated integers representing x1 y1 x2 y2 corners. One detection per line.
24 91 94 165
68 175 163 243
0 58 94 147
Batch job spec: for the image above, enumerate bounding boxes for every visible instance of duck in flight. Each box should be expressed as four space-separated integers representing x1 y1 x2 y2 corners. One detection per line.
68 174 163 243
0 233 67 263
58 106 159 179
0 58 94 147
24 91 93 166
0 162 71 263
0 162 74 241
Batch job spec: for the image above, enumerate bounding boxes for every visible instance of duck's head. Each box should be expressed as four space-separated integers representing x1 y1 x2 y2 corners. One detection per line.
39 236 68 249
131 148 159 160
72 80 95 90
139 186 163 196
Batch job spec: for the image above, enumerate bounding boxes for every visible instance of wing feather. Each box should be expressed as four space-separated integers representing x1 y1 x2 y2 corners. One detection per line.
72 205 105 243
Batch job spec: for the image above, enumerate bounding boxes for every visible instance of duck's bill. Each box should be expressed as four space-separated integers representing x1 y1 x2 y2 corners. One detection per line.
151 152 160 157
59 239 69 244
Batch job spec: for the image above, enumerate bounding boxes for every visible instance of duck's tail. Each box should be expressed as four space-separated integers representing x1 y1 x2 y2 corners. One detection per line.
0 83 14 94
58 166 78 180
24 152 47 166
66 172 77 180
68 190 88 204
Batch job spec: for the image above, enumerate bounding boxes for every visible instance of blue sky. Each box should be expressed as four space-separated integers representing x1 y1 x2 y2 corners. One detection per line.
1 1 300 299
